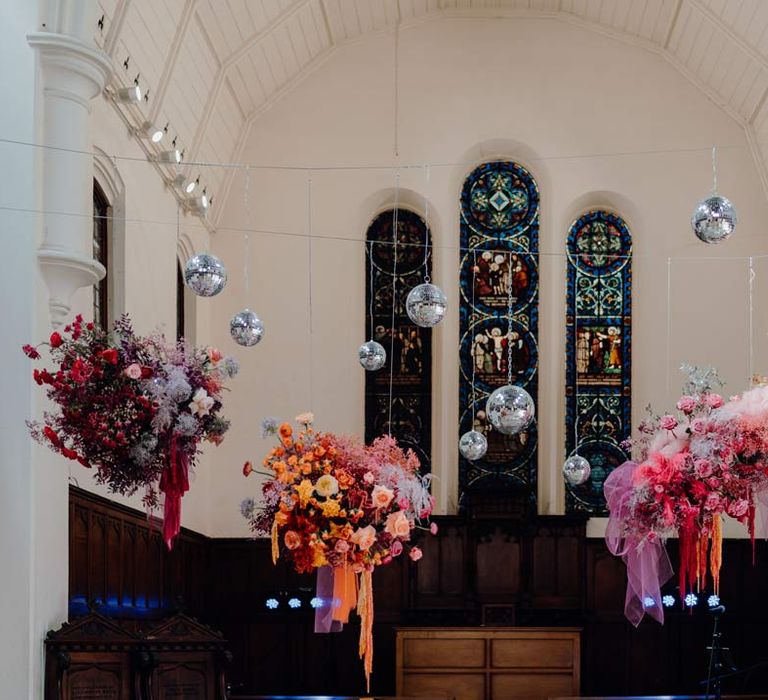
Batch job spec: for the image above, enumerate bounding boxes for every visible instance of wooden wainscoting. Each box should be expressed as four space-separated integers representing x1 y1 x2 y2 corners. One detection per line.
396 627 580 700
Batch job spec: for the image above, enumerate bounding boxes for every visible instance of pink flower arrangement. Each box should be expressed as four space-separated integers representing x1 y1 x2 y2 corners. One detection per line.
23 314 238 549
606 366 768 625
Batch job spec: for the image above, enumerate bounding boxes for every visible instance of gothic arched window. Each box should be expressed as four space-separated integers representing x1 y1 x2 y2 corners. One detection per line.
93 179 110 329
459 161 540 506
565 210 632 514
364 209 432 473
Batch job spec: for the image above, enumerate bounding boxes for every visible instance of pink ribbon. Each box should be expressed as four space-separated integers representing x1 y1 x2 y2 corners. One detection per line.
604 460 673 626
314 566 343 633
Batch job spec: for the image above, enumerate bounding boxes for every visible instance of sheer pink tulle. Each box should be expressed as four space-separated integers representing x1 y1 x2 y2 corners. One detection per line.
605 461 673 626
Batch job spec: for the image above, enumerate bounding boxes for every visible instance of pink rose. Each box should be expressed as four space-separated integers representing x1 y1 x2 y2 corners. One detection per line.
694 459 713 479
334 539 350 554
430 522 439 535
727 498 749 518
384 511 411 540
707 477 720 489
691 418 708 435
704 493 723 512
381 555 393 565
351 525 377 551
676 396 697 414
409 547 423 562
207 346 223 364
659 414 678 431
371 484 394 509
124 363 142 380
397 497 411 511
390 540 403 557
705 393 724 409
363 471 375 485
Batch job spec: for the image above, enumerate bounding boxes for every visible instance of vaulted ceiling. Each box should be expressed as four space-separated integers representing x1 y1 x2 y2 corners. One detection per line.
94 0 768 221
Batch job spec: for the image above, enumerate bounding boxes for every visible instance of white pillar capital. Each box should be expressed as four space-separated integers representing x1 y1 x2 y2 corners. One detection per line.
28 32 112 326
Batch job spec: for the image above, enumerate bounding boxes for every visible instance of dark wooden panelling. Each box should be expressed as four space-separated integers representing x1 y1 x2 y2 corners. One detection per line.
69 488 768 697
68 486 208 623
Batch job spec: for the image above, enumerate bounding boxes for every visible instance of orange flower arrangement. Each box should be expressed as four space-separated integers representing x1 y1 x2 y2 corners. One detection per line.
241 413 436 690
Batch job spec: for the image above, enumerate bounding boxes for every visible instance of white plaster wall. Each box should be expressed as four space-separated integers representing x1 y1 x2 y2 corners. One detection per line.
209 16 768 536
65 99 217 536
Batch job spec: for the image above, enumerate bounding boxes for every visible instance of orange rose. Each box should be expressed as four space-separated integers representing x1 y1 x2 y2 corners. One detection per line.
384 511 411 540
284 530 301 550
335 470 355 489
279 423 292 439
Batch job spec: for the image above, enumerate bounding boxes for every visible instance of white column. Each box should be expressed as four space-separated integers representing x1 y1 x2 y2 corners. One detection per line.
0 3 111 698
27 29 111 326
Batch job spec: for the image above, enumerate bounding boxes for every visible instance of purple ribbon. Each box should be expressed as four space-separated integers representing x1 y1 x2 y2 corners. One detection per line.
604 460 674 626
314 566 343 633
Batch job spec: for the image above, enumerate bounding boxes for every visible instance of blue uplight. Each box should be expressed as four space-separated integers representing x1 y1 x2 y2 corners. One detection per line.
265 597 279 610
310 597 323 609
708 594 721 607
288 597 301 609
684 592 699 607
643 596 656 608
662 595 676 607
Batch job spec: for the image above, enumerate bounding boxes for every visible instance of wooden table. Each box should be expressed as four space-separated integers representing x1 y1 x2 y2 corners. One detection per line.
396 627 581 700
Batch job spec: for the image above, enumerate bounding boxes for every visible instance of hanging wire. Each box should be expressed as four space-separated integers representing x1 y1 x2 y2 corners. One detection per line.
506 252 514 387
749 256 755 383
470 250 478 423
0 137 751 173
712 145 718 195
572 278 580 459
244 166 251 300
307 171 314 411
666 256 672 403
422 165 431 282
387 172 401 436
393 14 399 158
368 240 375 340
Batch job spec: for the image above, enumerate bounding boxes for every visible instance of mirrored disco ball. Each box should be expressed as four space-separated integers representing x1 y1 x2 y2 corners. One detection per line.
459 430 488 460
485 384 535 435
358 340 386 371
230 309 264 347
563 454 591 486
406 282 447 327
184 253 227 296
691 195 737 244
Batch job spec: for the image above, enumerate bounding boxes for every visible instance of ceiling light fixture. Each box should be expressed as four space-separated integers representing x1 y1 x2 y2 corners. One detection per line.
137 121 166 143
173 174 198 195
115 84 141 104
187 188 210 215
156 148 181 164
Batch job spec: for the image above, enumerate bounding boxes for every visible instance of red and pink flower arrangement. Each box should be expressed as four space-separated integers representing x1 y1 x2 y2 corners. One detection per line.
241 413 435 689
24 314 238 549
606 365 768 625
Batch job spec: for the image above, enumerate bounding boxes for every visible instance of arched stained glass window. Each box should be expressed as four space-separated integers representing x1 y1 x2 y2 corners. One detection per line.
459 161 539 506
364 209 432 473
565 210 632 514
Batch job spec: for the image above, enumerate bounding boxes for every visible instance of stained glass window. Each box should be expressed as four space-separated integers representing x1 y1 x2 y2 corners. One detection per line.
365 209 432 472
459 161 539 505
565 210 632 514
93 179 109 329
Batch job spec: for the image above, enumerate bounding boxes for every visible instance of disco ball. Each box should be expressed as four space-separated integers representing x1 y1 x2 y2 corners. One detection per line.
184 253 227 296
459 430 487 460
485 384 534 435
563 454 591 486
406 282 447 327
230 309 264 347
358 340 386 371
691 195 737 244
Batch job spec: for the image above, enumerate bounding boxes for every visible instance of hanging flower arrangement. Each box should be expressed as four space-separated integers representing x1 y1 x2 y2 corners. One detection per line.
23 314 238 549
606 365 768 625
241 413 436 690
